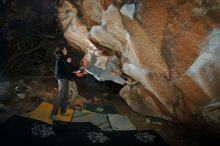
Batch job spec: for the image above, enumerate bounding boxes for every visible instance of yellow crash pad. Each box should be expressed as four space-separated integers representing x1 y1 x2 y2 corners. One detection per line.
23 102 73 124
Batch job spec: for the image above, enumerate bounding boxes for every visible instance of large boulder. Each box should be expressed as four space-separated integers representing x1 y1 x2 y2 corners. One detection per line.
60 0 220 131
120 0 220 124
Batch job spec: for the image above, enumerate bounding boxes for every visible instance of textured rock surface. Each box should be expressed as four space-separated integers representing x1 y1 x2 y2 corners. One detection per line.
58 0 220 130
58 1 96 54
120 4 135 20
203 97 220 134
90 5 127 52
82 0 103 24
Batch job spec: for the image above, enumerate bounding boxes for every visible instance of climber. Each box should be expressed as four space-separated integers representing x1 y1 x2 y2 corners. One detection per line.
76 47 138 86
50 46 78 121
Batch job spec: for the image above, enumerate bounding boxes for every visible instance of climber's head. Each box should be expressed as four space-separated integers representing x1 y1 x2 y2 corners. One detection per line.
55 47 68 58
61 47 68 56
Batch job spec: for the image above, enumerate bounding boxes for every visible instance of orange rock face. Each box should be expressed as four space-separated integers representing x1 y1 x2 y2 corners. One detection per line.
122 0 220 125
60 0 220 131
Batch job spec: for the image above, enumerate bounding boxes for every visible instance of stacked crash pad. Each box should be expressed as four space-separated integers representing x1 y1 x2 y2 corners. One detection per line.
73 103 136 131
2 102 170 145
82 103 117 114
77 103 136 131
23 102 73 124
0 115 170 146
72 110 112 131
